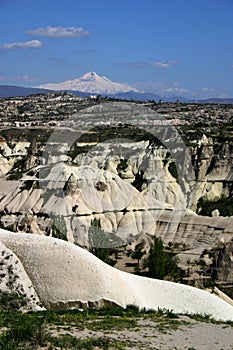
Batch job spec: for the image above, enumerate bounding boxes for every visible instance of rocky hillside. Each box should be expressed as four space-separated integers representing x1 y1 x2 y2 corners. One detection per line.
0 100 232 293
0 113 232 244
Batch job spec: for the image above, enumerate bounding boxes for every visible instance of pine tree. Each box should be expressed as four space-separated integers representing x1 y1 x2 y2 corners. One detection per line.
148 236 166 279
131 241 146 272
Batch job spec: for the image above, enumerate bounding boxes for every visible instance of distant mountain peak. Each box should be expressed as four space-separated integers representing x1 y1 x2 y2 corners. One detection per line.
81 71 100 80
36 71 139 95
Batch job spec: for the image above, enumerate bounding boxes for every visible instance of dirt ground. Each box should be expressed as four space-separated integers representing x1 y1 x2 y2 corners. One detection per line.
48 315 233 350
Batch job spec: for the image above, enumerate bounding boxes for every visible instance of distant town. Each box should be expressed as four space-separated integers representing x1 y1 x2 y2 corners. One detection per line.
0 91 232 129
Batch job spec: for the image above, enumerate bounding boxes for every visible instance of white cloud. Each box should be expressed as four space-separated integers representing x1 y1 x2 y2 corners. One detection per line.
200 87 230 99
202 87 216 92
27 26 91 38
121 60 179 69
133 81 188 95
164 87 190 94
0 73 39 82
153 61 178 68
129 79 230 99
0 40 43 50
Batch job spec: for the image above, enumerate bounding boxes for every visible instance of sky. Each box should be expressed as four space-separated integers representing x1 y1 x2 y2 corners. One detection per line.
0 0 233 99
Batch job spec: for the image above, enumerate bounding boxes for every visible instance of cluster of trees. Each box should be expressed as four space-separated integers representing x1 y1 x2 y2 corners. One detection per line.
88 219 183 282
51 216 183 282
88 219 122 266
130 237 184 282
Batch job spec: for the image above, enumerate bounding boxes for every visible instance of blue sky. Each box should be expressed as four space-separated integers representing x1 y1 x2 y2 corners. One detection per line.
0 0 232 98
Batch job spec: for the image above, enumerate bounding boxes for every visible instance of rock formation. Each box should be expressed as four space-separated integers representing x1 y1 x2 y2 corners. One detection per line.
0 102 232 274
0 158 232 252
1 229 233 321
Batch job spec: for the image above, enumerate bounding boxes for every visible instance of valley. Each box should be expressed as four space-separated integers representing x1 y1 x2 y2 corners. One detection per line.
0 92 233 324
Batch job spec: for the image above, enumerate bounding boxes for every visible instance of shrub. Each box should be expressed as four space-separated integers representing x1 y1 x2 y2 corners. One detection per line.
197 196 233 217
0 291 27 312
0 315 47 349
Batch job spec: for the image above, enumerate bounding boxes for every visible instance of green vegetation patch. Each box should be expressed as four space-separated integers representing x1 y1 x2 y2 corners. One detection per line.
0 305 232 350
198 195 233 217
47 335 127 350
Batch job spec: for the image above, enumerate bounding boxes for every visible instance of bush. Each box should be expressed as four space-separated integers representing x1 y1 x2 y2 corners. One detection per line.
0 291 27 312
198 196 233 217
0 315 47 349
117 158 128 172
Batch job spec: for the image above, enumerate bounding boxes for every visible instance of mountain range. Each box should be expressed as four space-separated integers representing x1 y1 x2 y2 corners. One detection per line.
0 71 233 103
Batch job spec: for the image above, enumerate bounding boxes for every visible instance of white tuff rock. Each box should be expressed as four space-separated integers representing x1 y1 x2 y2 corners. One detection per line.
0 229 233 321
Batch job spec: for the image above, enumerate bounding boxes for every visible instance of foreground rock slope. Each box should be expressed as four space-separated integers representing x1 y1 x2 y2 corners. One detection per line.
0 229 233 321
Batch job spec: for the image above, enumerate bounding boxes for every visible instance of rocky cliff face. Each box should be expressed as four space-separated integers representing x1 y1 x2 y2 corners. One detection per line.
189 135 233 211
0 103 231 248
0 130 232 250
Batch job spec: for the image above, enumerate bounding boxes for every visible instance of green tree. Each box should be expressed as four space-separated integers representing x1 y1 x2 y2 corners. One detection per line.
147 237 166 279
131 241 146 272
88 219 122 266
52 215 67 241
145 236 184 281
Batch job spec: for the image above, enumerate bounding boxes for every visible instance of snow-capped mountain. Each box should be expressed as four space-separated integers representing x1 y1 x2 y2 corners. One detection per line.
36 71 139 95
